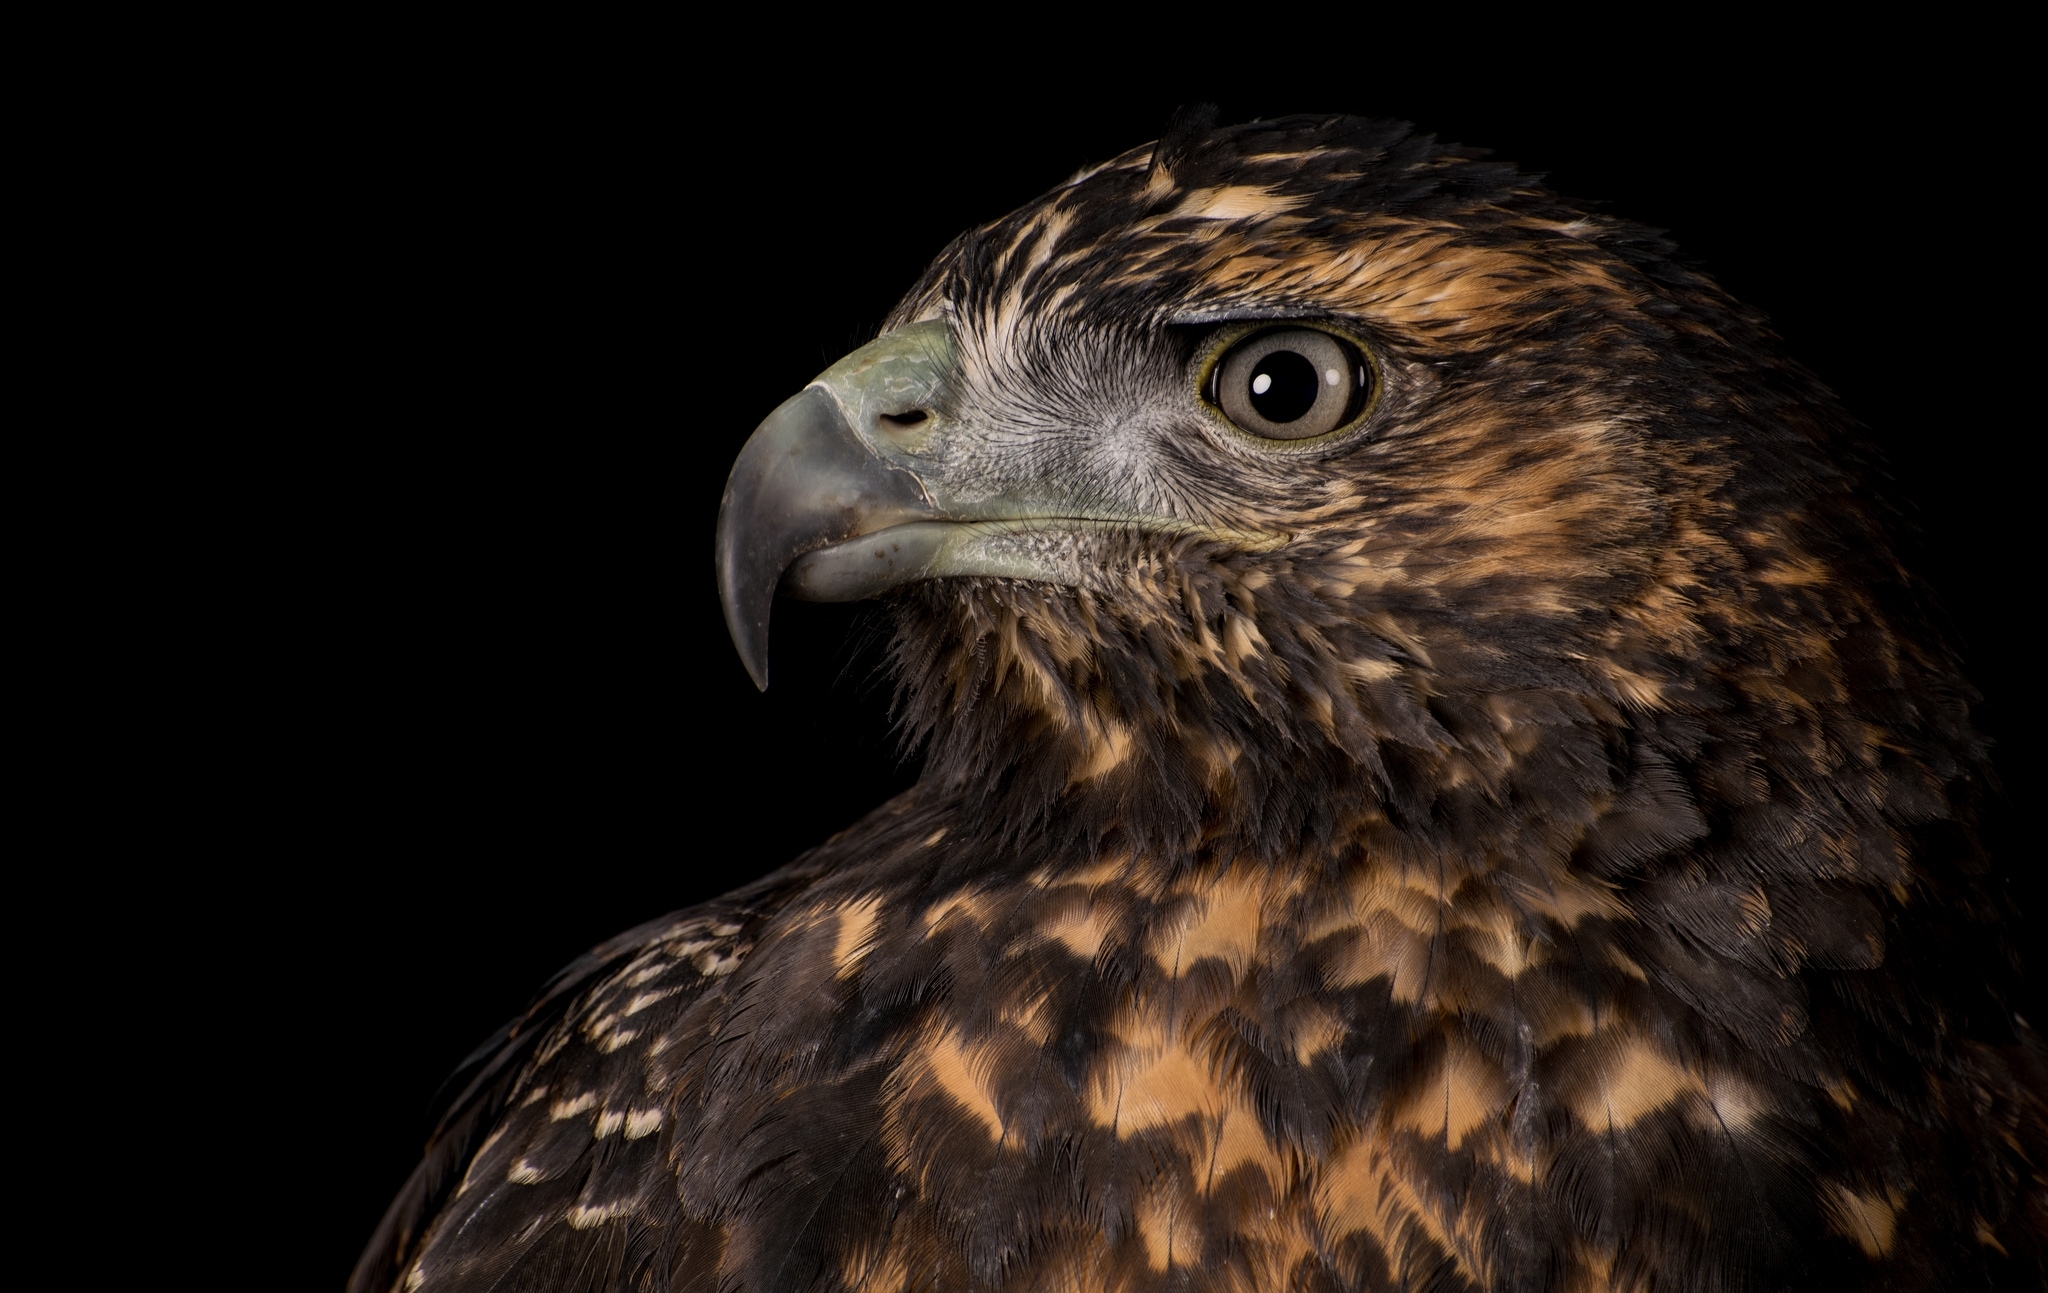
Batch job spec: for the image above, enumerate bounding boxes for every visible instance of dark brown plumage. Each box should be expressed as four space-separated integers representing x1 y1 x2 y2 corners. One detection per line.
354 113 2045 1292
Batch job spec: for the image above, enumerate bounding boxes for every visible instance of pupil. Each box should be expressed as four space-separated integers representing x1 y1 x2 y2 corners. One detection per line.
1246 350 1320 423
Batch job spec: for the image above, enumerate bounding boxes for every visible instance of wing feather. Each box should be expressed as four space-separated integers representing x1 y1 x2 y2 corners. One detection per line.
350 889 795 1293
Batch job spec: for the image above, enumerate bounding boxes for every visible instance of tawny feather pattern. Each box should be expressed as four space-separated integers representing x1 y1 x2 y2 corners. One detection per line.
355 115 2044 1291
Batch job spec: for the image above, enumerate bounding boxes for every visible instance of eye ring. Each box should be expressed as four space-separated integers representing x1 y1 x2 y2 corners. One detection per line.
1195 324 1378 444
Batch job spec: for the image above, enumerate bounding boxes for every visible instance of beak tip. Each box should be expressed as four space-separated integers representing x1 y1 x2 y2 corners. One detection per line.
719 588 775 692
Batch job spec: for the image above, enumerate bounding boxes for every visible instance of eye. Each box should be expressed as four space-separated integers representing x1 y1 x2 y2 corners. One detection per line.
1205 327 1373 441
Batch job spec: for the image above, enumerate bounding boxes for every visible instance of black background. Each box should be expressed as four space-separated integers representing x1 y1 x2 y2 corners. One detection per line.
208 38 2034 1284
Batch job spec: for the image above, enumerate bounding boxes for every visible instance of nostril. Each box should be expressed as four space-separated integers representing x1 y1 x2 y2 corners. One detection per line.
879 410 929 429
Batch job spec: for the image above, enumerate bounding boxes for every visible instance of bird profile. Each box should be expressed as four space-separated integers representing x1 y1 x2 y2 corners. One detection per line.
353 112 2045 1292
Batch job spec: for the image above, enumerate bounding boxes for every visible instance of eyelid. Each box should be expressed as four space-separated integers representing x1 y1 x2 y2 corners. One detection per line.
1166 306 1330 327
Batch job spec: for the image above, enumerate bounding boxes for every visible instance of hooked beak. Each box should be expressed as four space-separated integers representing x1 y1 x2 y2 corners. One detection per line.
713 383 935 690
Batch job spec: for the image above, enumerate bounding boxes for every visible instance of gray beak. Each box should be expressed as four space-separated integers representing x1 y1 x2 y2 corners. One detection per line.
714 385 933 690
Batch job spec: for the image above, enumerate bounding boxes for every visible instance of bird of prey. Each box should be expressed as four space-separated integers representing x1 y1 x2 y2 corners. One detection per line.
353 111 2045 1292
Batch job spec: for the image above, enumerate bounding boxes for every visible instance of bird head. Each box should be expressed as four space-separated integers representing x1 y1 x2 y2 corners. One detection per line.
716 113 1961 860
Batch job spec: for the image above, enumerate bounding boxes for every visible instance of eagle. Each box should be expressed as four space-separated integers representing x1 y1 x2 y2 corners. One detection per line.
352 111 2045 1292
